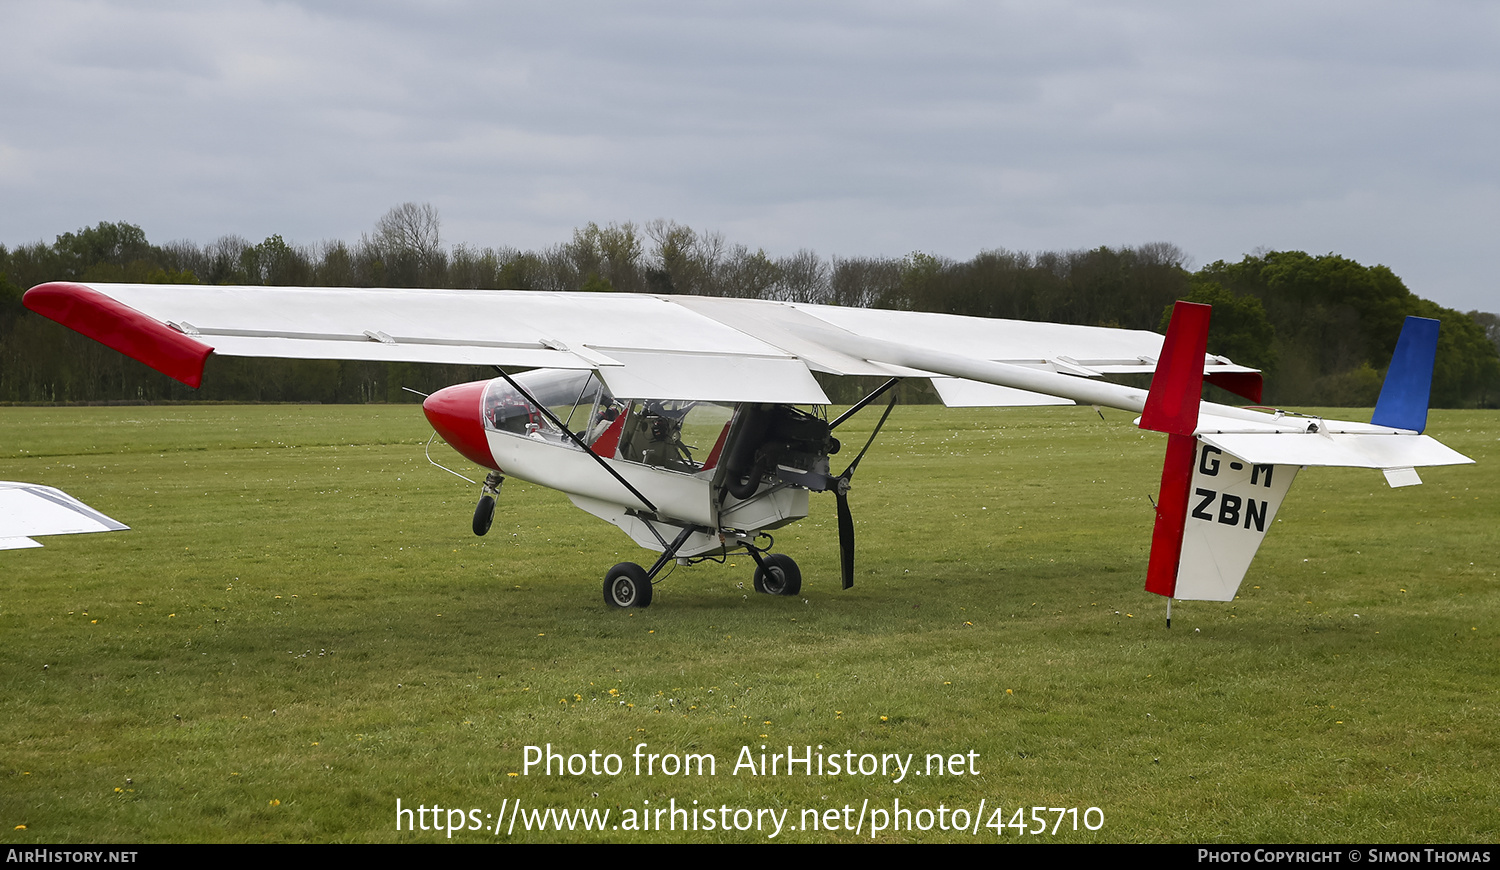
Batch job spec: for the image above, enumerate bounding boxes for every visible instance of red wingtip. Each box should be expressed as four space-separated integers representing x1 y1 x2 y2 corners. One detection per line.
1140 301 1211 436
24 283 213 388
1204 371 1263 404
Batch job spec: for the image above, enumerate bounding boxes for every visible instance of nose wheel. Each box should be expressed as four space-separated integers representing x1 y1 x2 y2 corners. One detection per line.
472 495 495 535
472 472 504 536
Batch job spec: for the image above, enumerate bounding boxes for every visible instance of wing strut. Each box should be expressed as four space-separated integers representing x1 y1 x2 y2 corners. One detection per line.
490 366 659 514
830 377 901 430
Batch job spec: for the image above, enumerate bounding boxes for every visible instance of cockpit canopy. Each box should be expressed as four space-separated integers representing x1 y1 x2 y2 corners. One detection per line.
478 369 737 474
482 369 615 442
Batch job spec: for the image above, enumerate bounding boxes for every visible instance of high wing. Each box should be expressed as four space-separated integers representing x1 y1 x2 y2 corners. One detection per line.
23 282 1254 406
0 481 129 550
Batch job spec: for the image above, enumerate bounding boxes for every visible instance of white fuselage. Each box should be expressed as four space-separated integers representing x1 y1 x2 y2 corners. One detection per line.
485 426 808 557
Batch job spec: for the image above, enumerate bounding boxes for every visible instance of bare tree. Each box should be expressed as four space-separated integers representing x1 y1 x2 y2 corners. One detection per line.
772 249 830 304
718 245 780 299
372 202 445 285
644 219 725 296
563 222 644 292
376 202 442 258
204 235 251 284
829 256 900 308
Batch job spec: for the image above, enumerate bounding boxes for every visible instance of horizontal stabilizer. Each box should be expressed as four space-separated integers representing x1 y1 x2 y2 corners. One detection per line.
1198 429 1471 474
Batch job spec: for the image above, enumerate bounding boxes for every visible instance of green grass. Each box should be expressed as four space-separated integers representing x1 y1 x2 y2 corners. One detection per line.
1 404 1495 843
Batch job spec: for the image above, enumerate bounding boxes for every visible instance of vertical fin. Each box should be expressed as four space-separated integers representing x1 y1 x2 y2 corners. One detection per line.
1140 301 1211 436
1371 316 1439 433
1139 301 1212 599
1146 433 1197 597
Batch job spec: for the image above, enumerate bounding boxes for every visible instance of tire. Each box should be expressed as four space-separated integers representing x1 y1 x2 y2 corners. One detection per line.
752 554 801 596
472 495 495 536
727 466 762 500
604 562 653 608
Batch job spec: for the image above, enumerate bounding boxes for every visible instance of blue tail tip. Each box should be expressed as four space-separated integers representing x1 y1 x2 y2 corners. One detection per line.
1371 316 1439 433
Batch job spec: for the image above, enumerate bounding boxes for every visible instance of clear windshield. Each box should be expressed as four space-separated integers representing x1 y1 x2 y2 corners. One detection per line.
479 370 734 473
481 370 617 445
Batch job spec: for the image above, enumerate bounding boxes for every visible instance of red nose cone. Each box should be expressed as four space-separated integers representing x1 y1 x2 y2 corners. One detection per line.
423 381 498 469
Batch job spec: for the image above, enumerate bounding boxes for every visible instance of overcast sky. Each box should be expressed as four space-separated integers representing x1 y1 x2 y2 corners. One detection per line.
3 1 1496 310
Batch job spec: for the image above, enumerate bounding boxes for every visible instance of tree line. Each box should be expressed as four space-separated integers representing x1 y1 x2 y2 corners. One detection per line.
2 205 1496 407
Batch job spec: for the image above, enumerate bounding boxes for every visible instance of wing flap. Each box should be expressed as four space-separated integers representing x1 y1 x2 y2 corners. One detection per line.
928 378 1074 407
595 350 830 403
789 302 1172 365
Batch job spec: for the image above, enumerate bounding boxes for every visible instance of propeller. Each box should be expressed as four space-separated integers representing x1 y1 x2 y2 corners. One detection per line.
828 388 899 589
834 479 856 589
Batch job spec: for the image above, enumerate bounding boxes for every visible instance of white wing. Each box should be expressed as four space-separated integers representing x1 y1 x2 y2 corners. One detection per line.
23 282 1252 406
25 282 1470 473
0 482 129 550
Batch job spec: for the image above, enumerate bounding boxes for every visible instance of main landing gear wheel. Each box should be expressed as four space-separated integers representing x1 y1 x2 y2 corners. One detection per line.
753 553 801 596
604 562 653 608
472 495 496 536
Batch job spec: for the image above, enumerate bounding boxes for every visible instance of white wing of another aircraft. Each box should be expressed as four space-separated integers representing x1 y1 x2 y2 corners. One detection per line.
0 481 129 550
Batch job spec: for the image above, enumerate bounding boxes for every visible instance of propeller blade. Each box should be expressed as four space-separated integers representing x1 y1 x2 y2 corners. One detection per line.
829 387 895 591
836 487 855 589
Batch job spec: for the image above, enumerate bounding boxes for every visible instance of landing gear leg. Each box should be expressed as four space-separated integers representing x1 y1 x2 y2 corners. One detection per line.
472 472 503 536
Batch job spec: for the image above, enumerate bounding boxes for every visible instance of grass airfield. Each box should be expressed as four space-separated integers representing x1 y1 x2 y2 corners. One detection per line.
0 403 1494 843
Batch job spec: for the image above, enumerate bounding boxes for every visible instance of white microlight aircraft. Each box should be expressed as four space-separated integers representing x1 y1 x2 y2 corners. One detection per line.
24 282 1472 611
0 480 129 550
